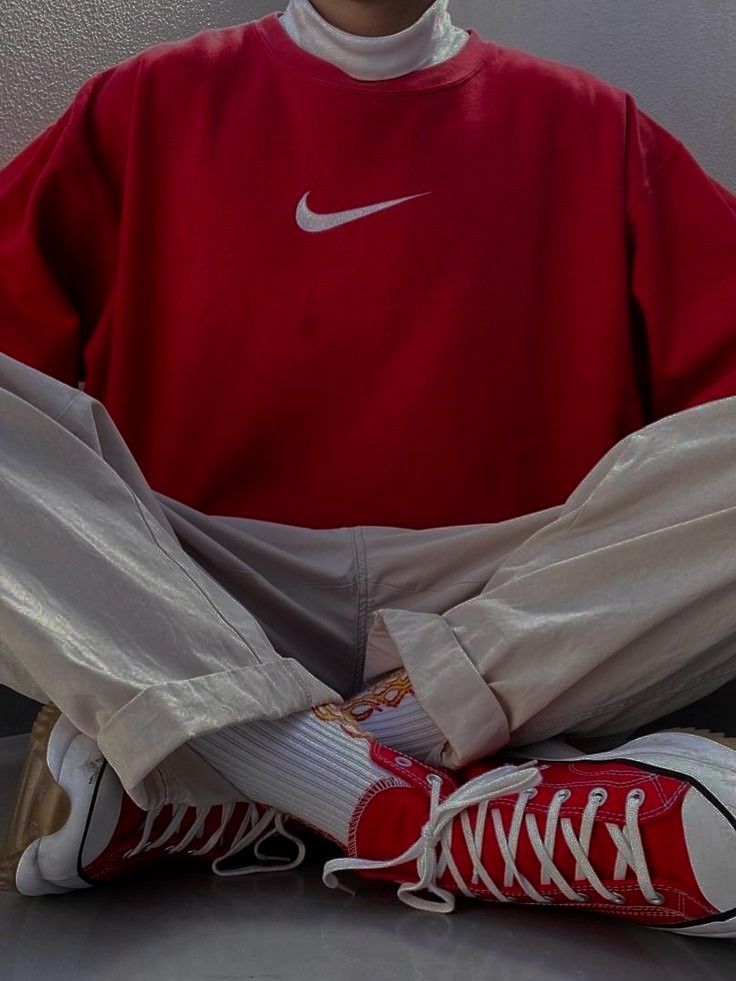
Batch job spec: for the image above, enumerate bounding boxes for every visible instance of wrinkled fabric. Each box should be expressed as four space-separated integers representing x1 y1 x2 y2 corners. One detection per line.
3 350 736 808
366 396 736 767
0 352 340 809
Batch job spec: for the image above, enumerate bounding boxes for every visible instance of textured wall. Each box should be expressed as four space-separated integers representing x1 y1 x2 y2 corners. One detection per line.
1 0 735 185
0 0 274 164
470 0 736 189
0 0 736 187
0 0 734 736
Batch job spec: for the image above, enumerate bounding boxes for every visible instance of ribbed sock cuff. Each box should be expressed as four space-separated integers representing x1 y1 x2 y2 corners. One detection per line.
343 670 445 762
190 710 387 845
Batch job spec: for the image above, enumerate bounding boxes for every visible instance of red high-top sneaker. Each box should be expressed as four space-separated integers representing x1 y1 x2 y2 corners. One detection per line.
0 704 304 895
321 732 736 939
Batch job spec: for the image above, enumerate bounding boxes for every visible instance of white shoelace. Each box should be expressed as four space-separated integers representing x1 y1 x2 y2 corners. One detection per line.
123 800 306 876
322 761 664 913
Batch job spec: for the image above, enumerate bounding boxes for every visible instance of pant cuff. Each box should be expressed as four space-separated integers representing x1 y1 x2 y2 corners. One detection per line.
96 658 339 809
365 609 509 768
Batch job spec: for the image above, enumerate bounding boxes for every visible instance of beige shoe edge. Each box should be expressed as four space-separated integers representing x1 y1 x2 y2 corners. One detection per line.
0 704 70 892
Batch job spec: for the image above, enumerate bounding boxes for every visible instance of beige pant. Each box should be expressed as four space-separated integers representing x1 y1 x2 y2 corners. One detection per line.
3 351 736 810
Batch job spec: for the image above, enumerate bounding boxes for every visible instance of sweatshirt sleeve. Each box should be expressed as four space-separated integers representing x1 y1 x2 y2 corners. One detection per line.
0 69 125 387
626 98 736 420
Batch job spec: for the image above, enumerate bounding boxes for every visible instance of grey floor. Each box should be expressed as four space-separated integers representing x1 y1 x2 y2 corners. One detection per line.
2 735 736 980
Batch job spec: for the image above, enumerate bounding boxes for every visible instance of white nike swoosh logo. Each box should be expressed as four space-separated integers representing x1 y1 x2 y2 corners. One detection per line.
296 191 432 232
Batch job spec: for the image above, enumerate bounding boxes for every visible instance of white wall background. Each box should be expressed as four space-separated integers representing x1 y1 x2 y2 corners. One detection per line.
1 0 735 186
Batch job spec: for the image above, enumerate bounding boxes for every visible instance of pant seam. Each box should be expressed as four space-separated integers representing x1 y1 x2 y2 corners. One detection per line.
365 577 490 591
350 526 370 694
128 489 265 665
53 390 84 424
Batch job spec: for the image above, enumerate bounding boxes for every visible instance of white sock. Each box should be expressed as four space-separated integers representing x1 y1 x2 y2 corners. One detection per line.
190 709 406 847
341 669 446 763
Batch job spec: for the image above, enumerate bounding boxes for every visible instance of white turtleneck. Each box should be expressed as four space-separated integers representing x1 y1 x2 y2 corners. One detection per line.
277 0 470 81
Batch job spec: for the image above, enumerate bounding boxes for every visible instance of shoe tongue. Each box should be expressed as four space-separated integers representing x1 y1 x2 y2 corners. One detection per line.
350 751 699 901
124 799 248 857
461 793 618 891
457 761 691 899
191 801 264 858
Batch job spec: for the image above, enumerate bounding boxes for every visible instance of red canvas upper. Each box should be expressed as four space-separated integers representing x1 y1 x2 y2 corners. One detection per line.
350 742 720 927
1 12 735 528
82 765 288 882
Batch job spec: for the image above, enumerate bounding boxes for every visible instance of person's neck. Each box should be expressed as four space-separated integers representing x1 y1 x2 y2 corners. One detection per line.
308 0 434 37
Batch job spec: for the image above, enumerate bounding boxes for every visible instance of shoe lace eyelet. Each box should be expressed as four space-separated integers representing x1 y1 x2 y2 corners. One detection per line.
524 788 538 800
589 787 607 804
554 789 571 802
648 892 666 906
610 892 626 905
628 788 645 804
394 756 414 768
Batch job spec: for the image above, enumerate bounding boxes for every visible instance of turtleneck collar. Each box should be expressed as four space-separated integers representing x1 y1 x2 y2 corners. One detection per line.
277 0 469 81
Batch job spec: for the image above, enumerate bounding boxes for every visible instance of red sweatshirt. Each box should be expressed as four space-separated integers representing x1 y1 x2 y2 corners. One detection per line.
1 12 735 529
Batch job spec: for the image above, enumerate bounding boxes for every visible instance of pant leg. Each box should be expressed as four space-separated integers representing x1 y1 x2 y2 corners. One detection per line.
151 497 362 699
0 352 341 809
357 507 561 684
361 396 736 768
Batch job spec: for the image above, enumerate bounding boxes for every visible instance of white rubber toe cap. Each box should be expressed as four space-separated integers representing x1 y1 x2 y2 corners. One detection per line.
682 787 736 913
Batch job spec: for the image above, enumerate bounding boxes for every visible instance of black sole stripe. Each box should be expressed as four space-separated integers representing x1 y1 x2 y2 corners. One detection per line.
76 759 108 887
607 755 736 929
